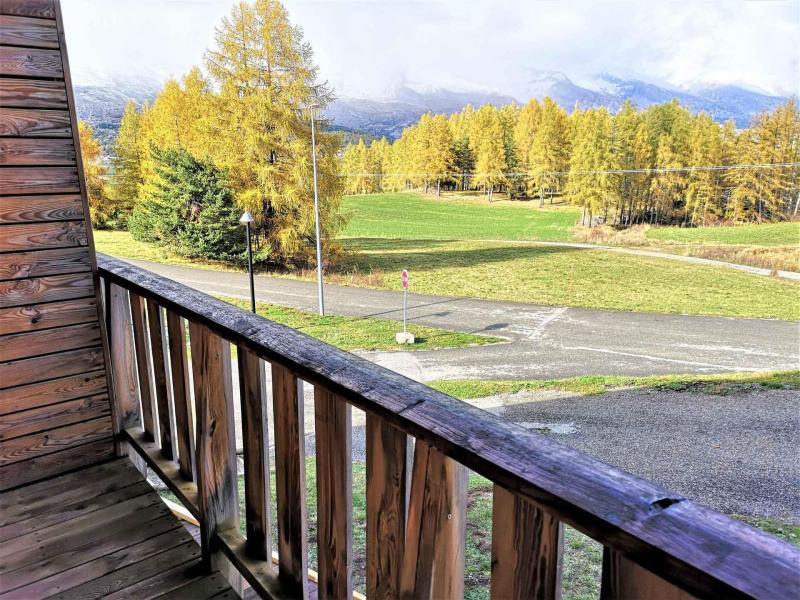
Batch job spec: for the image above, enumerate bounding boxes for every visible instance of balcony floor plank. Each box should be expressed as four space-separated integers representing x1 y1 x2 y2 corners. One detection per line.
0 457 236 599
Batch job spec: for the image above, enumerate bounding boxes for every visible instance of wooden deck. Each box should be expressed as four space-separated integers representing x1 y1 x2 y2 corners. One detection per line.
0 458 236 599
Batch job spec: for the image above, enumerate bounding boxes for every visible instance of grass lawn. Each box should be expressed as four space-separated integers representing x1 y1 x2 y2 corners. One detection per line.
93 230 234 271
338 238 800 320
429 371 800 399
341 192 581 242
162 457 798 600
218 296 500 351
94 199 800 320
646 222 800 246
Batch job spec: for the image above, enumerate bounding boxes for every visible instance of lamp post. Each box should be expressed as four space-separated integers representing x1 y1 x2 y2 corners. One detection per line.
309 106 325 316
240 211 256 313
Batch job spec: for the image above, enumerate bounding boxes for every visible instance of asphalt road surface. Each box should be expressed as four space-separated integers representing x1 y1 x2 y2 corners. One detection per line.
123 258 799 381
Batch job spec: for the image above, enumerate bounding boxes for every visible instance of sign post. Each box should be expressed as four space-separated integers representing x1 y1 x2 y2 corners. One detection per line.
396 269 415 344
401 269 408 332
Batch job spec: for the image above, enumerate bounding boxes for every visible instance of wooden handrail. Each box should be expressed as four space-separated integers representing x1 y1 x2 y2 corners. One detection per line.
97 253 800 599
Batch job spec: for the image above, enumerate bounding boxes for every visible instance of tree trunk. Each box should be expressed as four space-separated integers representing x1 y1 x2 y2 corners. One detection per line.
437 179 441 197
581 206 586 226
539 187 544 208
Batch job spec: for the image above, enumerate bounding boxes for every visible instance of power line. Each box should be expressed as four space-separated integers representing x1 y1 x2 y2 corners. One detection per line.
337 162 800 178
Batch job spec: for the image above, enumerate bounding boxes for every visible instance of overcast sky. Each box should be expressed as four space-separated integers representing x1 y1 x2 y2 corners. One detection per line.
61 0 799 99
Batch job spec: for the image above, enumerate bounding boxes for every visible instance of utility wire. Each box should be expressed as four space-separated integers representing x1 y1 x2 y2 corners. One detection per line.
337 162 800 178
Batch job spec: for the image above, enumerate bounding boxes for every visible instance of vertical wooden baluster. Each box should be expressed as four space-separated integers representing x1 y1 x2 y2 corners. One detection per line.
366 413 408 599
129 293 155 439
271 363 309 599
189 322 239 573
107 284 140 433
167 311 194 480
102 277 112 341
491 485 563 600
601 549 696 600
238 345 271 561
146 299 173 459
400 440 467 600
314 385 353 600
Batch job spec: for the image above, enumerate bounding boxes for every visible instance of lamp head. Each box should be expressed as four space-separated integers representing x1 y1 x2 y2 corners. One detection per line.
240 211 255 224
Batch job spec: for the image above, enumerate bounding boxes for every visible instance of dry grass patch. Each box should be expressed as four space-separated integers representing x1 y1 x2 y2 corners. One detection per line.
667 245 799 273
572 223 800 272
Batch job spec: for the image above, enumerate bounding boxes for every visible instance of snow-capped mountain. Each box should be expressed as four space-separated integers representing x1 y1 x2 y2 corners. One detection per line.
74 76 160 152
73 72 789 149
515 72 787 127
325 84 517 139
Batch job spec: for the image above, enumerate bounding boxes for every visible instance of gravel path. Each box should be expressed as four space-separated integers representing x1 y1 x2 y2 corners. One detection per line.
233 379 799 521
489 387 800 520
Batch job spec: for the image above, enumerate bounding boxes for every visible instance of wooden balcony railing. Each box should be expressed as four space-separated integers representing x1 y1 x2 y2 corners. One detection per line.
97 254 799 600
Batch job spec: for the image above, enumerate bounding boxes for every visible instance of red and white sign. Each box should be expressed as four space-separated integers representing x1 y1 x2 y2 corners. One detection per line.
401 270 409 289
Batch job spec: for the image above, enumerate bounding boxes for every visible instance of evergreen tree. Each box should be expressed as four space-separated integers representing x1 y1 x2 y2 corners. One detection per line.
449 105 475 190
498 103 520 196
129 147 245 264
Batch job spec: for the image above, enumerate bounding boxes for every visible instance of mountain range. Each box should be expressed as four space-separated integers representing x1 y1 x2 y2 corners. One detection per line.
74 72 789 150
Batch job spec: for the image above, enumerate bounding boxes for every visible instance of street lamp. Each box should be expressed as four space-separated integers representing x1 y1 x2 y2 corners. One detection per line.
240 211 256 313
309 106 325 316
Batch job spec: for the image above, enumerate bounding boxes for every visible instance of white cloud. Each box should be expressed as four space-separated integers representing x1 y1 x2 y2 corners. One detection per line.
61 0 799 97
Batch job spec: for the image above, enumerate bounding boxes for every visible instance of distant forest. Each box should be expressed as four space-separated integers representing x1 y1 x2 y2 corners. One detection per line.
341 98 800 226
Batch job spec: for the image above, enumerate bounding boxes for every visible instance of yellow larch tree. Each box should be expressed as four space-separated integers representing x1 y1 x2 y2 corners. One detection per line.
528 98 570 205
77 120 112 227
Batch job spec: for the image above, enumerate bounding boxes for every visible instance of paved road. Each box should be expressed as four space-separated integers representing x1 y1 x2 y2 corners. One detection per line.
125 258 799 381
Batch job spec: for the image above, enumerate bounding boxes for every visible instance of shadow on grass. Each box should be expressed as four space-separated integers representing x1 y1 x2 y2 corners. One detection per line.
336 238 592 274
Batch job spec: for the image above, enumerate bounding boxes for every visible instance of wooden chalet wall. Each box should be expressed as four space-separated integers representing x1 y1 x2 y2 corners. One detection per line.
0 0 114 490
